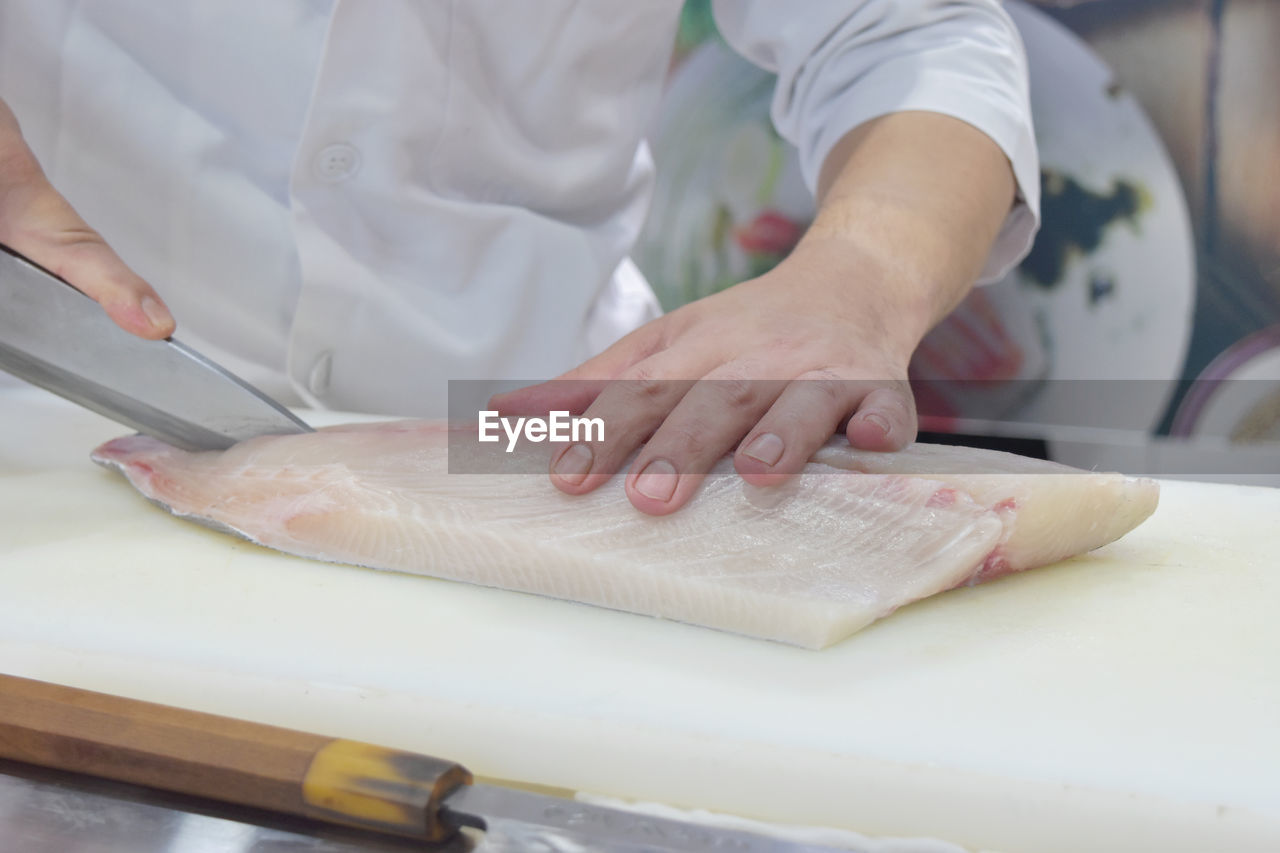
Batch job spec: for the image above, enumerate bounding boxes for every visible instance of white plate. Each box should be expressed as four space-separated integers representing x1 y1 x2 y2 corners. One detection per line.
1005 1 1196 431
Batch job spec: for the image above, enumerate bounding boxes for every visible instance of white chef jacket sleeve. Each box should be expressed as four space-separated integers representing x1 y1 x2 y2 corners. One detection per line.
712 0 1040 283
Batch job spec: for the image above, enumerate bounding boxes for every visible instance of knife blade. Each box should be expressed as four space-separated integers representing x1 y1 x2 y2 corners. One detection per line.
441 783 836 852
0 674 856 853
0 244 311 450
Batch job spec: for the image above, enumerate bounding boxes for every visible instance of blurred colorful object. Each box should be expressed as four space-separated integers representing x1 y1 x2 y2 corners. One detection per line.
637 35 813 310
636 0 1201 434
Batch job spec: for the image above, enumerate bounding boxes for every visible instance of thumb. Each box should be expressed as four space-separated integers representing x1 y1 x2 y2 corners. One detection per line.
0 101 174 339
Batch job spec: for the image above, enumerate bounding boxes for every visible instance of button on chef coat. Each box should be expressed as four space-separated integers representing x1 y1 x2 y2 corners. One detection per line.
0 1 1039 416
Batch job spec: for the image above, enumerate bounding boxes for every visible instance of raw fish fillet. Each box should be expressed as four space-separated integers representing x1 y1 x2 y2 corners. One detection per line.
91 422 1158 648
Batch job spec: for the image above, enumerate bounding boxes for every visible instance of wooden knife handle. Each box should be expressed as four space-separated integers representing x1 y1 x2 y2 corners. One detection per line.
0 673 472 842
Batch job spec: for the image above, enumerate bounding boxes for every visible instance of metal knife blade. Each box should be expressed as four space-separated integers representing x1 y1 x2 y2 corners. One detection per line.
0 244 311 450
441 783 853 853
0 766 851 853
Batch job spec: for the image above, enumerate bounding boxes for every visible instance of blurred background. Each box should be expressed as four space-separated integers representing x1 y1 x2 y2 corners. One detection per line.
635 0 1280 482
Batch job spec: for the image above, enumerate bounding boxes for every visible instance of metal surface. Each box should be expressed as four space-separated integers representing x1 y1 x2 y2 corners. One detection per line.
0 763 861 853
442 783 851 853
0 245 311 450
0 760 468 852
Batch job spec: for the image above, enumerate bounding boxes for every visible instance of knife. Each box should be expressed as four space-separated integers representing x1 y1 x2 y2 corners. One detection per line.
0 244 311 450
0 674 853 852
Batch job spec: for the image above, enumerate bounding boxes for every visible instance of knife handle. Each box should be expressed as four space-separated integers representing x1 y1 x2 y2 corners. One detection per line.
0 673 472 842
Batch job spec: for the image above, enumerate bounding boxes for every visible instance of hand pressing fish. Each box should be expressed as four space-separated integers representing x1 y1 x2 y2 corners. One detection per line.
91 422 1158 648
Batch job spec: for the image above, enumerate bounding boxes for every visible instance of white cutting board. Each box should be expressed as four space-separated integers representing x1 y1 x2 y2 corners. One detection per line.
1 387 1277 853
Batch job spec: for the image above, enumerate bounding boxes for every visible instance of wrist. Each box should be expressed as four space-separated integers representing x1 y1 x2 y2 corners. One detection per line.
771 228 950 369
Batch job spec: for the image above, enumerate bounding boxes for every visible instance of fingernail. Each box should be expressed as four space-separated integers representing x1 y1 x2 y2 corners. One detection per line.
741 432 784 466
634 459 677 502
553 444 593 486
141 296 172 330
863 413 890 436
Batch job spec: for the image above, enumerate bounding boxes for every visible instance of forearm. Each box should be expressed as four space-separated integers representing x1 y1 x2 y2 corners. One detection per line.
797 110 1018 357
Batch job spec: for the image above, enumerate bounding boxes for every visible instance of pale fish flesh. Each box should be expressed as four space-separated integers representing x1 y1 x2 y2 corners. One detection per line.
91 422 1159 648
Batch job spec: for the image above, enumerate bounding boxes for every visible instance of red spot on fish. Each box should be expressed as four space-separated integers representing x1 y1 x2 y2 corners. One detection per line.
973 549 1014 583
733 210 803 256
994 498 1018 512
926 488 958 508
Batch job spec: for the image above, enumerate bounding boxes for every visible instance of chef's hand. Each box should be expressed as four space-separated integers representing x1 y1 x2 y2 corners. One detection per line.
0 98 173 339
499 243 919 509
498 112 1019 515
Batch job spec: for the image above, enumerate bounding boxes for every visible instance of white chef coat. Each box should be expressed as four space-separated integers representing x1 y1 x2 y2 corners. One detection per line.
0 1 1039 416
